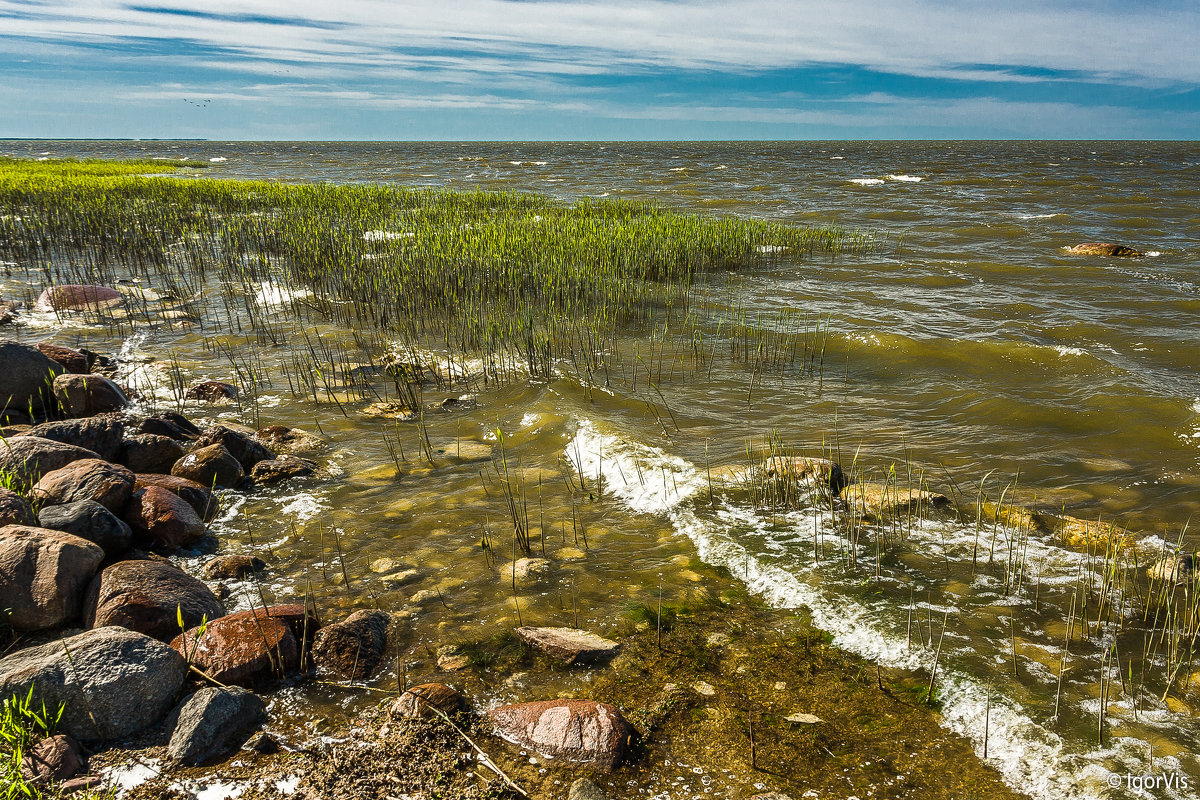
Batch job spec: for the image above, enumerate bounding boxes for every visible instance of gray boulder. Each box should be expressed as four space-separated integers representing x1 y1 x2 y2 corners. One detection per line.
52 374 127 417
167 687 265 765
0 339 65 415
120 433 185 475
0 436 100 488
24 416 124 462
0 626 187 741
0 525 104 631
37 499 133 556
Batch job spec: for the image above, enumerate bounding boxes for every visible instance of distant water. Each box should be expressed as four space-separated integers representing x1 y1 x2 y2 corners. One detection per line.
6 140 1200 799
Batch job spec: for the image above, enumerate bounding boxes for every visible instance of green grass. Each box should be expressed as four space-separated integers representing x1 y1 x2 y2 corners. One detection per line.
1 687 64 799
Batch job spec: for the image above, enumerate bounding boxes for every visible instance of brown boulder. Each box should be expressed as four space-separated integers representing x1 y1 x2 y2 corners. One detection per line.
486 699 633 771
389 683 463 720
121 433 185 474
35 343 90 374
255 425 324 455
0 525 104 631
250 455 318 485
0 487 36 526
33 458 134 513
1065 242 1142 257
0 436 101 488
24 416 124 462
20 733 85 784
52 373 128 417
136 412 201 442
35 285 124 312
134 473 218 522
85 558 224 641
185 381 238 402
123 485 206 551
194 426 273 471
203 554 266 580
171 606 314 687
311 609 390 680
515 626 621 665
171 443 244 489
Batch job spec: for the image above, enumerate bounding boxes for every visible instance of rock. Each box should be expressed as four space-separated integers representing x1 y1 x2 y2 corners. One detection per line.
120 433 185 474
0 436 101 488
136 412 201 442
843 482 950 519
311 609 390 680
35 343 91 374
33 458 134 513
185 381 238 403
123 485 207 551
20 733 85 784
1149 553 1194 585
134 473 217 522
37 499 133 556
245 731 278 754
437 440 493 465
194 425 274 471
487 699 633 771
568 777 608 800
0 302 15 326
0 525 104 631
0 626 187 741
762 455 848 496
59 775 103 794
171 443 244 489
204 554 266 580
0 339 65 414
512 557 550 583
389 683 463 720
435 644 470 671
255 425 324 455
516 627 621 665
692 680 716 696
171 605 317 688
85 559 224 641
784 712 823 725
25 416 124 462
35 285 125 312
250 455 319 485
167 687 265 766
1066 242 1142 257
52 374 127 417
0 487 36 526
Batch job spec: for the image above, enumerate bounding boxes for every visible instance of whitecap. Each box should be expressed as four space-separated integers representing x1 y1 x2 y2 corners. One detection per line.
1017 213 1063 220
1145 251 1163 257
888 174 923 182
1054 346 1087 357
848 178 885 186
208 156 227 163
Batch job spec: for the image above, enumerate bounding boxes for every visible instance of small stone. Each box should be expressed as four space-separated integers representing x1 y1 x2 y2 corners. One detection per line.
706 632 731 647
250 455 318 485
168 687 266 766
436 644 470 671
370 557 401 573
568 777 608 800
512 557 550 582
784 712 823 725
773 681 787 691
204 554 267 580
185 381 238 403
20 733 84 784
516 626 621 665
410 588 443 605
692 681 716 696
389 682 463 720
311 609 390 680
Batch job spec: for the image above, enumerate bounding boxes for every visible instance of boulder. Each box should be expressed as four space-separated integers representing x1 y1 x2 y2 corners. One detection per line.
1065 242 1142 257
0 339 65 414
123 486 206 551
194 426 274 471
85 558 224 641
0 487 36 526
762 455 848 496
134 473 217 522
120 433 185 474
20 733 85 785
842 482 950 519
52 373 127 417
1149 553 1194 585
35 285 124 313
311 609 389 680
0 525 104 631
0 302 16 327
185 381 238 403
171 443 243 489
24 416 124 462
389 683 463 720
0 436 100 488
250 455 318 485
33 458 134 513
0 626 187 741
486 699 633 771
171 605 317 688
203 554 266 580
516 627 621 665
167 687 265 766
35 343 90 374
136 412 201 442
37 499 132 556
255 425 324 455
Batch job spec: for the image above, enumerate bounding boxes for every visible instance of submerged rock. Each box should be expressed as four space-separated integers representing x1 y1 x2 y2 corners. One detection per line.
1149 553 1194 585
255 425 324 455
842 482 950 519
516 626 621 665
204 554 266 580
568 778 608 800
185 380 238 403
52 373 128 416
35 285 124 312
38 498 133 556
250 455 318 485
1065 242 1142 257
762 455 847 496
33 458 134 513
486 699 633 771
85 558 224 641
0 627 187 742
168 687 265 766
389 682 463 720
312 609 390 680
0 524 104 631
0 339 65 414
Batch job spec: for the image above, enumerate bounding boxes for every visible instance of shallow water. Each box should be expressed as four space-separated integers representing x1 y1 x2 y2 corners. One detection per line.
3 140 1200 799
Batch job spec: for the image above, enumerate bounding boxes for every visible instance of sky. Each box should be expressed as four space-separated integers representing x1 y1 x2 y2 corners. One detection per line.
2 0 1198 140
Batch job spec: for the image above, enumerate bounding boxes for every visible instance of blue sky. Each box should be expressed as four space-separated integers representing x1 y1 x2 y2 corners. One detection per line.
2 0 1198 140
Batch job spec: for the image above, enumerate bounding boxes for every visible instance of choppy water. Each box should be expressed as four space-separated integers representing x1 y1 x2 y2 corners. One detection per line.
4 140 1200 799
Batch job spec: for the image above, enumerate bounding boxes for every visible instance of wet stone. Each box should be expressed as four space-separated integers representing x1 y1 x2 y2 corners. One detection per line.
516 626 621 665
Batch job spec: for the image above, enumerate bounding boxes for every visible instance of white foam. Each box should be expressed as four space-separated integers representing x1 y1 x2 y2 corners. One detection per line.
275 776 300 794
1017 213 1064 220
279 492 325 521
888 174 923 182
1145 251 1163 257
1054 346 1087 357
208 157 227 163
849 178 885 186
